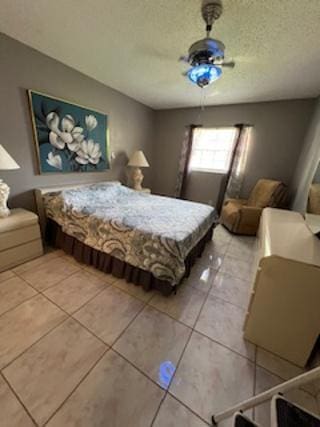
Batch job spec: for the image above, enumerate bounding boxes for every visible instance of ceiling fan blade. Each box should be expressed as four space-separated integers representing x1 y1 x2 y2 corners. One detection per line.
178 55 189 63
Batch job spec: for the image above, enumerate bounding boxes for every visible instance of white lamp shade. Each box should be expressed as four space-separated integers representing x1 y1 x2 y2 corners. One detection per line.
0 145 20 170
128 150 149 168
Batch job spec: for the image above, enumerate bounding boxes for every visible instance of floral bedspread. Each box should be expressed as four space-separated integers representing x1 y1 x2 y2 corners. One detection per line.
43 183 217 285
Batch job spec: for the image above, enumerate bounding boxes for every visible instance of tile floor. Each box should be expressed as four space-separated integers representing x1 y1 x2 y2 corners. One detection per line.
0 225 319 426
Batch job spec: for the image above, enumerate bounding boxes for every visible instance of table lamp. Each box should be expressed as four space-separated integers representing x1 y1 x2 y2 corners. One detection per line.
0 145 20 218
128 150 149 191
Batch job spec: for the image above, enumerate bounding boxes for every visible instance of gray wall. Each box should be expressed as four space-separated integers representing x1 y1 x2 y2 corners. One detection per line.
313 161 320 184
290 97 320 212
0 33 154 211
1 32 317 213
152 100 315 206
184 171 225 207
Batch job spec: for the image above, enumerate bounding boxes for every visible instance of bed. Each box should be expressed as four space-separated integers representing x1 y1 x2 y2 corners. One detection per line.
36 181 217 295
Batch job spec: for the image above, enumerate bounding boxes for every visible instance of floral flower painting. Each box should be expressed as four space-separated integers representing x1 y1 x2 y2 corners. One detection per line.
28 91 109 174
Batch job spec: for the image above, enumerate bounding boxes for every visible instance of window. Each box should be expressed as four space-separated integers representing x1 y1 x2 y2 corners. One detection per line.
189 127 238 174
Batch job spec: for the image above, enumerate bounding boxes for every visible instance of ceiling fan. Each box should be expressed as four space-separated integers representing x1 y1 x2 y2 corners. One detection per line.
180 0 235 88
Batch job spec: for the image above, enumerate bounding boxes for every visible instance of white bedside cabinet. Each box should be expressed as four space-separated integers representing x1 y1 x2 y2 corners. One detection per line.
0 208 43 272
244 208 320 367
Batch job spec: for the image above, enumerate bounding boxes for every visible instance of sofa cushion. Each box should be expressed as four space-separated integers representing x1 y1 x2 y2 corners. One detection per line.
247 179 281 208
308 183 320 214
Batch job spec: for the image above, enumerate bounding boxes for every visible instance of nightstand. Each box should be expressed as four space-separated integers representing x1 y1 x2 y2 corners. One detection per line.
0 208 43 272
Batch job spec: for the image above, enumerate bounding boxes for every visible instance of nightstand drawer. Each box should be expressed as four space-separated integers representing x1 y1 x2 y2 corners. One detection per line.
0 239 43 272
0 224 41 251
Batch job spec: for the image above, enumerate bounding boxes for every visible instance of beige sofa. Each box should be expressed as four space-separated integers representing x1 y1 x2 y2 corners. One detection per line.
220 179 287 235
308 183 320 214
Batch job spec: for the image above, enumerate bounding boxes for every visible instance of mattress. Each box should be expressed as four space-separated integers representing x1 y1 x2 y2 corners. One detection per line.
43 182 217 285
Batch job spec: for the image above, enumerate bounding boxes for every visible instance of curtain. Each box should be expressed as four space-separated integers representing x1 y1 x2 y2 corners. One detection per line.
174 124 200 199
223 124 252 201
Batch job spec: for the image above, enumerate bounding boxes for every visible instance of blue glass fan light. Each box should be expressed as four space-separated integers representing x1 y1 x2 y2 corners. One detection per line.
187 64 222 88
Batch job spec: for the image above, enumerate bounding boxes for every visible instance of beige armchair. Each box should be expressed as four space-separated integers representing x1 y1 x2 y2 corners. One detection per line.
220 179 287 235
307 183 320 214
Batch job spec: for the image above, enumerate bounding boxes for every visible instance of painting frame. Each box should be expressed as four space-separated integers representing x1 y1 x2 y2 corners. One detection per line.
27 90 110 175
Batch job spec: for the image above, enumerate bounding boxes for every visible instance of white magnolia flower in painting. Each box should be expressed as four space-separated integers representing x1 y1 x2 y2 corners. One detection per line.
75 139 102 165
49 131 65 150
46 152 62 170
46 112 85 152
61 114 75 132
46 112 60 134
85 115 98 131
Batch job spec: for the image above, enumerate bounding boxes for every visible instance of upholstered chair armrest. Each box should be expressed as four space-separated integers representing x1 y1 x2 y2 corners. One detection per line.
237 206 263 235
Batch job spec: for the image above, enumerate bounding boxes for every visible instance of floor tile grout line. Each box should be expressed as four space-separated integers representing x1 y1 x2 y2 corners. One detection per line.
39 302 166 425
0 315 68 373
2 274 165 426
175 248 256 423
14 267 82 295
14 257 147 318
213 268 252 285
38 292 111 349
54 282 151 351
10 251 64 276
256 345 314 373
1 268 150 376
42 346 111 427
68 316 110 348
207 292 250 311
0 293 40 321
255 364 319 400
149 391 167 427
145 250 217 325
109 281 155 304
7 265 105 322
252 365 320 421
0 271 19 282
193 328 256 364
145 262 258 423
43 280 112 319
166 391 212 426
62 283 150 350
146 296 206 330
150 324 194 426
7 263 116 353
111 347 167 392
151 262 222 426
0 371 39 426
110 300 149 348
81 265 118 286
2 241 268 425
91 294 204 426
4 239 248 406
255 345 320 398
0 271 34 286
78 266 155 306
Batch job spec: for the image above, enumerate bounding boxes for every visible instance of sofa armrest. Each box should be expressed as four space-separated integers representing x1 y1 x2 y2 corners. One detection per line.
237 206 263 234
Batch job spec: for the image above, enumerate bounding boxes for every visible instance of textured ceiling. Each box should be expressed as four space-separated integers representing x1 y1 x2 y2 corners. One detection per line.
1 0 320 109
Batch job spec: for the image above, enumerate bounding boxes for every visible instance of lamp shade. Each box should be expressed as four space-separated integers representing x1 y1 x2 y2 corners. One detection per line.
0 145 20 170
128 150 149 168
